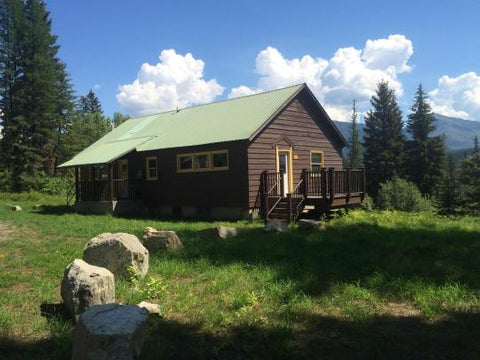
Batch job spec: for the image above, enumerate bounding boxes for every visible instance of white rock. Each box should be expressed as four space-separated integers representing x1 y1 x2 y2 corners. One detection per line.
138 301 161 315
142 228 183 251
298 219 326 230
83 233 149 279
73 303 149 360
11 205 22 211
199 226 240 239
264 220 289 233
60 259 115 321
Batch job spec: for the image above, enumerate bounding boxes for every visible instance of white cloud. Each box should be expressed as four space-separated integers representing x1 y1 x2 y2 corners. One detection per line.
429 72 480 120
229 34 414 120
228 85 260 99
93 84 101 90
117 49 224 116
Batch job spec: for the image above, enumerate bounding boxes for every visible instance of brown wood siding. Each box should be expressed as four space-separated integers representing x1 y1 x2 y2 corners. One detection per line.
121 140 249 209
247 90 344 208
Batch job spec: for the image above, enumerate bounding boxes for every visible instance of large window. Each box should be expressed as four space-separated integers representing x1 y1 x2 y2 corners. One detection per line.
146 156 158 180
310 151 324 171
177 150 229 173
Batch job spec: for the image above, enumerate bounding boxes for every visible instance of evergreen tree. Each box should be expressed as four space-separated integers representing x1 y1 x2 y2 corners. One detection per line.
348 100 362 168
459 152 480 213
0 0 73 189
80 89 102 114
473 134 479 154
438 154 462 214
111 112 130 128
363 80 405 197
62 90 111 160
406 84 446 195
0 0 25 186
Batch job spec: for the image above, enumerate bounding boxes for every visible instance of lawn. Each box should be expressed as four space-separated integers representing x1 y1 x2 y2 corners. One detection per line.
1 192 480 359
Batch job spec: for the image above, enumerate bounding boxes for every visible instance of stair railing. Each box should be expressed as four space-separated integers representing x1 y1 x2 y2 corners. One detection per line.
287 171 306 222
261 171 283 221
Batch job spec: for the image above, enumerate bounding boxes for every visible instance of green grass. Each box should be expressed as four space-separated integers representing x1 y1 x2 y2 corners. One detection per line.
1 193 480 359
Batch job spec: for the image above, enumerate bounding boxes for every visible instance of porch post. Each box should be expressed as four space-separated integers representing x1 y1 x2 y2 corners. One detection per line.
345 168 351 210
329 167 335 202
302 169 308 198
321 168 328 198
109 163 114 202
261 171 269 223
75 167 79 203
361 167 366 200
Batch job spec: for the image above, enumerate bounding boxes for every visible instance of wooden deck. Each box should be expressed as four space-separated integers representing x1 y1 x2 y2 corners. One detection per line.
261 168 366 222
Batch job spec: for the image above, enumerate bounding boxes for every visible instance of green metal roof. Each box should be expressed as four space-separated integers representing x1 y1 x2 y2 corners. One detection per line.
59 84 304 167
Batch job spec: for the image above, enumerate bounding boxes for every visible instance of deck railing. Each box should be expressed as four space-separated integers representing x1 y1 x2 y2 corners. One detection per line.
261 168 366 221
77 179 141 202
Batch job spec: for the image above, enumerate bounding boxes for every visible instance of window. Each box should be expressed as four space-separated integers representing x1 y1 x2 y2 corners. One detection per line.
146 156 157 180
310 151 324 171
177 150 229 172
195 154 210 169
212 151 228 169
178 155 193 171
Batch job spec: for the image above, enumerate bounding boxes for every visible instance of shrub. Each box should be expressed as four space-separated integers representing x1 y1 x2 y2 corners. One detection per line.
377 177 435 212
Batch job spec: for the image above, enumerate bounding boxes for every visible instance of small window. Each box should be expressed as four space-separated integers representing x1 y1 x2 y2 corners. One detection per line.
310 151 324 171
195 154 210 169
212 151 228 169
178 155 193 171
146 156 157 180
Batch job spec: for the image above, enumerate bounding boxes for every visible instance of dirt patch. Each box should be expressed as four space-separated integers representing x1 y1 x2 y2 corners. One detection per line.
0 222 15 241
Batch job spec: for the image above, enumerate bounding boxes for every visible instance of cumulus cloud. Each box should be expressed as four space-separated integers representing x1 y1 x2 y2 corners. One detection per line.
429 72 480 120
228 34 414 120
117 49 224 116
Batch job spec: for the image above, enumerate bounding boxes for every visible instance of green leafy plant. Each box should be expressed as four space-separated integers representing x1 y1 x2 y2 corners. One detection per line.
377 177 435 212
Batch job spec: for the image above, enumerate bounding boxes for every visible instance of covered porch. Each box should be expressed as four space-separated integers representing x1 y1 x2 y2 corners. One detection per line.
73 162 143 202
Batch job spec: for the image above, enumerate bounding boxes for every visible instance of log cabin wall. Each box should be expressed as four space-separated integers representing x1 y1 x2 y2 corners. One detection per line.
247 90 344 208
121 140 250 216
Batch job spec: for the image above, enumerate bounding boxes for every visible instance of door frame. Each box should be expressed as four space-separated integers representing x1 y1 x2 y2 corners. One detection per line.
275 146 293 195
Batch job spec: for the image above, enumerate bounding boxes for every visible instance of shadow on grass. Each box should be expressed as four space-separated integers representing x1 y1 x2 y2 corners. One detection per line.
0 303 73 360
1 311 478 360
167 222 480 296
140 310 480 360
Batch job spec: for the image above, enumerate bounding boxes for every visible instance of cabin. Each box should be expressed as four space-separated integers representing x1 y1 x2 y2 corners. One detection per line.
59 83 365 221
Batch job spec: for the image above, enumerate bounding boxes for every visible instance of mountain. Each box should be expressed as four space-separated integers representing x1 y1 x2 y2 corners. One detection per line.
333 113 480 151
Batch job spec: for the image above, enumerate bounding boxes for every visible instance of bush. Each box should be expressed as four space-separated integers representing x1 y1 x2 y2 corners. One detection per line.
377 177 435 212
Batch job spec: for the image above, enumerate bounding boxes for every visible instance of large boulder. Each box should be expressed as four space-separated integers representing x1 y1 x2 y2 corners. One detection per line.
142 227 183 252
83 233 149 279
264 220 289 233
73 303 149 360
199 226 240 239
61 259 115 321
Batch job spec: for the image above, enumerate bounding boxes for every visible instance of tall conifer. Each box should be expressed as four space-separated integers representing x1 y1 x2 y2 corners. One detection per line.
363 80 405 197
348 100 362 168
406 84 445 195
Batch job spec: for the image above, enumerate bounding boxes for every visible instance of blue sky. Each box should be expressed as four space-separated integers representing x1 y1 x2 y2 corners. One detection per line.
48 0 480 121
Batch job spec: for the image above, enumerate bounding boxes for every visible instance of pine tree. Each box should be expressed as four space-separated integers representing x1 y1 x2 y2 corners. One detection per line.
348 100 362 168
0 0 25 187
406 84 446 195
80 89 103 114
459 152 480 213
112 112 130 128
438 154 462 214
62 90 111 160
473 134 479 154
0 0 73 189
363 80 405 197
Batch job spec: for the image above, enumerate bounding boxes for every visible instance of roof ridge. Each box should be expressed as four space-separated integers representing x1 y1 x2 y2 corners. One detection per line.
132 83 305 119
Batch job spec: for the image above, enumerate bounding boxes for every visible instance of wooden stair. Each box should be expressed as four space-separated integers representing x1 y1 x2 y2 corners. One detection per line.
269 196 305 221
